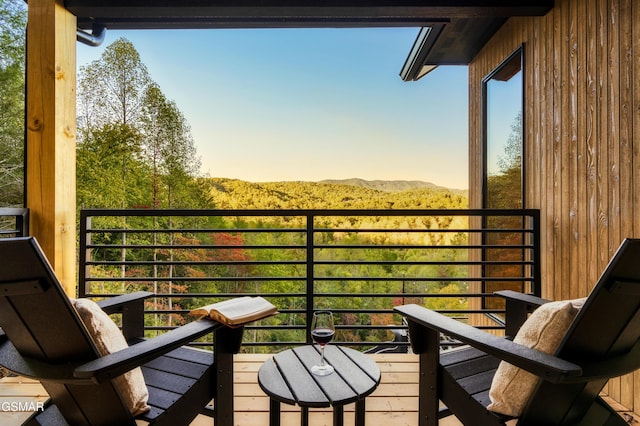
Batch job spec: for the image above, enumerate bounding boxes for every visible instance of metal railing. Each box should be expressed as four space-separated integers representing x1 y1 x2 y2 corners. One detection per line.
79 208 540 352
0 208 29 238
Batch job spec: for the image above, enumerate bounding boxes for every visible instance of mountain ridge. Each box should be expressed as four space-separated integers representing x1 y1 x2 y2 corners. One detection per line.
317 178 462 193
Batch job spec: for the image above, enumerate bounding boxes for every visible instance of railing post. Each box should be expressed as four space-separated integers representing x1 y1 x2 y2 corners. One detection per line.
16 209 29 237
305 213 315 344
531 210 541 297
78 212 91 298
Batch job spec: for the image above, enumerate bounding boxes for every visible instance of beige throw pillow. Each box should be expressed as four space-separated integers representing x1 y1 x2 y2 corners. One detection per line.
72 298 150 416
487 298 585 417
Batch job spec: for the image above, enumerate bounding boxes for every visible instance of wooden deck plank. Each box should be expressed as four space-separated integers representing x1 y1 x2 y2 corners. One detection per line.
1 353 638 426
0 377 48 426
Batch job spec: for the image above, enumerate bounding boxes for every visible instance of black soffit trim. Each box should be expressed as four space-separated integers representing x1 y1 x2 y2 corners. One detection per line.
64 1 554 30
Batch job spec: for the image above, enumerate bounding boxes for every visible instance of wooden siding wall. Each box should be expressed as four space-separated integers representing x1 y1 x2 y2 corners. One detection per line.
469 0 639 413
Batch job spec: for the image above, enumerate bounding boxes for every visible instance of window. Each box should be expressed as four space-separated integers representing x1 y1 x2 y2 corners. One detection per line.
483 47 523 209
482 47 527 307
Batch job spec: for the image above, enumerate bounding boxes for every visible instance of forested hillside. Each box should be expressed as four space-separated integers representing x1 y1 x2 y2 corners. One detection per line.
209 178 468 210
318 178 463 193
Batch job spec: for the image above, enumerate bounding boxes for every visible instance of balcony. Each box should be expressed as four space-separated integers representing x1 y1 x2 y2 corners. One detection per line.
1 208 640 424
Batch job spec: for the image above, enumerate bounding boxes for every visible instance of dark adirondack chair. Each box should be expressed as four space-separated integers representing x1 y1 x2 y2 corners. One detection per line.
395 238 640 426
0 236 245 425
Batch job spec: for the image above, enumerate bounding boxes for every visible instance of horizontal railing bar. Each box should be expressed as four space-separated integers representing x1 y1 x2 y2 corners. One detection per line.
86 228 307 234
85 276 533 283
86 244 306 250
314 228 534 233
85 227 534 234
87 260 307 266
314 260 534 266
85 276 305 282
85 260 533 267
85 292 307 298
314 277 533 282
81 207 541 217
86 242 535 249
88 292 504 300
312 293 499 298
315 244 535 249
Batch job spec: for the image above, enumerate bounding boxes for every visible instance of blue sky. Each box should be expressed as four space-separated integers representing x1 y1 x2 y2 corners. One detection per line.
77 28 469 189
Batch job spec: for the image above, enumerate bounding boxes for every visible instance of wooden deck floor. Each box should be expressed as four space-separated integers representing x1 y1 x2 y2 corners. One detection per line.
1 353 637 426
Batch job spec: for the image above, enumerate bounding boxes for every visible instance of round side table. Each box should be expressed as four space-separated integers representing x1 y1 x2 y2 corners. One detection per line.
258 345 381 426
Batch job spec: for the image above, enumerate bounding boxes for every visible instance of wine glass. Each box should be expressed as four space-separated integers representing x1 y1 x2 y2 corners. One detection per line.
310 310 335 376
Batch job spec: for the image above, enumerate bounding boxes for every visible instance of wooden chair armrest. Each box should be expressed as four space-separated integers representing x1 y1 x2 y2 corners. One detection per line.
395 304 582 383
495 290 550 337
74 318 227 383
1 318 246 385
96 291 153 313
495 290 549 307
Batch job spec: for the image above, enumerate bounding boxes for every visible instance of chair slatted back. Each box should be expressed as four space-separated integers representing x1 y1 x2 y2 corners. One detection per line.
0 237 134 425
522 238 640 425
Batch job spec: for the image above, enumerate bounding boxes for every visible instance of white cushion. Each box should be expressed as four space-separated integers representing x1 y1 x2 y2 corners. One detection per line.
487 298 585 416
72 298 150 416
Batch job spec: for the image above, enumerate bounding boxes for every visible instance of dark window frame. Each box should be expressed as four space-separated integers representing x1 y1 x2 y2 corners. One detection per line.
481 45 525 207
480 45 532 307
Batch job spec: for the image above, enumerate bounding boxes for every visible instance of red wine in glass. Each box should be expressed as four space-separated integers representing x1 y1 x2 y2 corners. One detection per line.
310 311 335 376
311 328 335 345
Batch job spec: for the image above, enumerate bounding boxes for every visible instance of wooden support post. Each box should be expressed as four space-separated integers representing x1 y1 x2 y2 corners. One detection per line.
26 0 77 296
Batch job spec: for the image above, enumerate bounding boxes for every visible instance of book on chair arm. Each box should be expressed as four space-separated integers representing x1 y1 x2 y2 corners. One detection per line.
189 296 278 326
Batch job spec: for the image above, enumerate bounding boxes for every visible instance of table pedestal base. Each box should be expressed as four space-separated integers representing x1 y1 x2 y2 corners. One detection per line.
268 398 367 426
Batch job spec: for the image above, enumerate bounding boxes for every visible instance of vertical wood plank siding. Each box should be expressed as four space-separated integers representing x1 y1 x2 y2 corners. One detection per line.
468 0 638 414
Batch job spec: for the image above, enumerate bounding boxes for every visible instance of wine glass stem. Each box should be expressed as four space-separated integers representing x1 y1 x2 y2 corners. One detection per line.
320 345 326 366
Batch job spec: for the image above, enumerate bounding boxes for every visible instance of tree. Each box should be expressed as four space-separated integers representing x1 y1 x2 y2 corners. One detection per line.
77 37 212 211
0 0 26 207
488 111 522 209
141 83 204 209
77 38 151 132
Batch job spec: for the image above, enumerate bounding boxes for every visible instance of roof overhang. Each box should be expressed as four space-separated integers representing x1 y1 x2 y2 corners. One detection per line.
399 2 553 81
400 17 507 81
65 1 554 30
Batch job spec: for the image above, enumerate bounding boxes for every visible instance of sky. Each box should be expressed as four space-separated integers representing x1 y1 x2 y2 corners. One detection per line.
77 28 469 189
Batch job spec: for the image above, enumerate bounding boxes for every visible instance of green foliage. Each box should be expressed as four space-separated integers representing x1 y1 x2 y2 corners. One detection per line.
0 0 26 207
77 123 149 208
